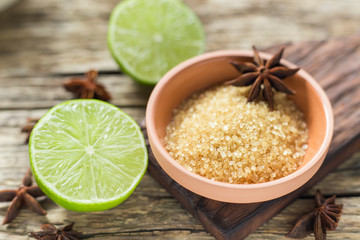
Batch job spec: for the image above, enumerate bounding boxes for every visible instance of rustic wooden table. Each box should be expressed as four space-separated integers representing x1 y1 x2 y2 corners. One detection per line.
0 0 360 239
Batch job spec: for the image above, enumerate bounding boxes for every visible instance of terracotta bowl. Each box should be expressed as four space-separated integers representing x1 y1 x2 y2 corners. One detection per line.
146 50 334 203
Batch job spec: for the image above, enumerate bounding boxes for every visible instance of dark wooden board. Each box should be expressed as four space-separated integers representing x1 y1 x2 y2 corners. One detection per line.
141 36 360 240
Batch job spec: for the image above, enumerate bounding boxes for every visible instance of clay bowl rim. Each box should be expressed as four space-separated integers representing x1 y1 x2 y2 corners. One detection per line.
146 49 334 190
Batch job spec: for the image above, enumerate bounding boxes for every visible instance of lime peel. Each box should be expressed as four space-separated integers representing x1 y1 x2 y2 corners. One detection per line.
29 99 148 212
108 0 205 85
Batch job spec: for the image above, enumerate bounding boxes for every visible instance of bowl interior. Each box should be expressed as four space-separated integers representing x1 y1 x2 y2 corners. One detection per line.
151 54 327 172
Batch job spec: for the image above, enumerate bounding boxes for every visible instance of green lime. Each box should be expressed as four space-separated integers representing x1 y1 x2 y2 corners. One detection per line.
29 100 148 212
108 0 205 85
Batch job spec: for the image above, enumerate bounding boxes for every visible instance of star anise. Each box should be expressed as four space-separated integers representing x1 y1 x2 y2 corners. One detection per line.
63 69 112 102
226 46 299 110
286 190 343 240
21 118 39 143
31 222 83 240
0 168 46 224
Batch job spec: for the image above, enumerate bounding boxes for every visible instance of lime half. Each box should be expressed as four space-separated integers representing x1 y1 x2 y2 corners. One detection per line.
29 100 148 211
108 0 205 85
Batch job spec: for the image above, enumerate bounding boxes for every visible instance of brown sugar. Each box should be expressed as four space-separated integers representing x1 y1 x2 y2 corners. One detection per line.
164 84 308 184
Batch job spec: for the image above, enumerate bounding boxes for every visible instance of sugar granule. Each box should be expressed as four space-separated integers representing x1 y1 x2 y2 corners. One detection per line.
164 84 308 184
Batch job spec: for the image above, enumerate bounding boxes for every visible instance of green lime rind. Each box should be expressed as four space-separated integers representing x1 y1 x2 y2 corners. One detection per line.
29 99 148 212
107 0 205 85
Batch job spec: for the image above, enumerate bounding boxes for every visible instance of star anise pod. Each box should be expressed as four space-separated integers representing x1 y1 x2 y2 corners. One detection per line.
31 222 83 240
63 69 112 102
21 118 39 143
286 190 343 240
226 46 299 110
0 168 46 224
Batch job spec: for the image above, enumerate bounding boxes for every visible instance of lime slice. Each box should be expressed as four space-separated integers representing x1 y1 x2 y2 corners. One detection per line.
29 100 148 212
108 0 205 85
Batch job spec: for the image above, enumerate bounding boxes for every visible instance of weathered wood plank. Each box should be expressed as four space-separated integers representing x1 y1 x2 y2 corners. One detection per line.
0 75 151 110
1 0 360 77
249 196 360 240
0 173 213 239
1 195 360 240
305 152 360 196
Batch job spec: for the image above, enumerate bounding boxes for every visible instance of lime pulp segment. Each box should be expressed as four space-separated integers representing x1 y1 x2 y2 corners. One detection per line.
29 100 148 211
108 0 205 85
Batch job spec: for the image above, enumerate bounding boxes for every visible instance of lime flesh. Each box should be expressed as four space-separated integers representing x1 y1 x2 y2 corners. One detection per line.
29 100 148 211
108 0 205 85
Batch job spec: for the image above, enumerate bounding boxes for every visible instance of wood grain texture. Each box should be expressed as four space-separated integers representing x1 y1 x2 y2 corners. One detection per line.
1 0 360 77
0 75 152 110
0 0 360 239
